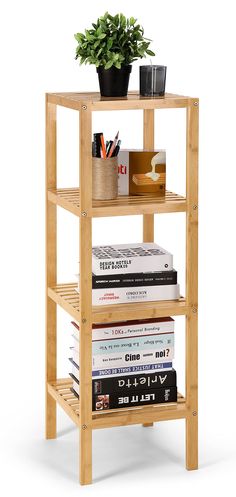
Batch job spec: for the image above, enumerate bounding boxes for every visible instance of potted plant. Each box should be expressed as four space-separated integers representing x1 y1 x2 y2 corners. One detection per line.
74 12 155 97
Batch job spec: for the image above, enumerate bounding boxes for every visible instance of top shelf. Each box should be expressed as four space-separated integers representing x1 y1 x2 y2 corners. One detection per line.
47 91 197 112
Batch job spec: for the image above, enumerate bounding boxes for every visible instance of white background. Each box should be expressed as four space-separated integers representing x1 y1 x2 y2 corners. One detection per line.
0 0 236 494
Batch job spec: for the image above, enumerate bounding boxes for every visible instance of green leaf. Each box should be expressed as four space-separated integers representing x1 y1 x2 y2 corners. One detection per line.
74 32 84 42
105 59 114 69
98 33 106 40
130 17 136 26
146 49 155 56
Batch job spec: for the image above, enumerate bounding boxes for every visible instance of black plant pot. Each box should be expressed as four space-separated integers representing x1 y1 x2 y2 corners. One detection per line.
97 65 132 97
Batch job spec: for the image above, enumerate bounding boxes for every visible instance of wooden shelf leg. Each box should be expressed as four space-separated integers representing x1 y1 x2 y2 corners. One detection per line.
142 108 155 427
185 100 199 470
79 103 93 485
45 99 57 439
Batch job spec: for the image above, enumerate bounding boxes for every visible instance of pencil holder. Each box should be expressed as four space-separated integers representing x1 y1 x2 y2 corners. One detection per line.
92 157 118 200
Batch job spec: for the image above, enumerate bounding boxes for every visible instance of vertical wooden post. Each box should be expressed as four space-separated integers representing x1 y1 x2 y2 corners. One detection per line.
45 97 57 439
79 102 93 485
143 109 155 242
185 99 199 470
142 108 155 427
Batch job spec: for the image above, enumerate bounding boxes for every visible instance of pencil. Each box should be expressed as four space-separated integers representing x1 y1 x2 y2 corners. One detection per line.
100 134 107 159
108 131 119 158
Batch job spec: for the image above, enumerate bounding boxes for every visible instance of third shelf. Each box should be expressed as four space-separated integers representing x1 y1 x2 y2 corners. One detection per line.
48 188 186 217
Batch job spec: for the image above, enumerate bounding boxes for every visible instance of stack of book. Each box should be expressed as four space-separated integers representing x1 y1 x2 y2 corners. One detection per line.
69 317 177 411
78 242 180 306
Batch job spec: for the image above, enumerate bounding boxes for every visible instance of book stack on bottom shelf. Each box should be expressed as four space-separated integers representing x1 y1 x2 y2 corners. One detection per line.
69 317 177 411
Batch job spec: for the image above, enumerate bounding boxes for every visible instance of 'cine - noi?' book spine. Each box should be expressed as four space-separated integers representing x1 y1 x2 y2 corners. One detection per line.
71 332 174 355
90 269 178 288
71 381 178 410
71 317 175 341
83 284 180 306
71 345 174 369
69 357 173 379
69 364 176 394
91 243 173 275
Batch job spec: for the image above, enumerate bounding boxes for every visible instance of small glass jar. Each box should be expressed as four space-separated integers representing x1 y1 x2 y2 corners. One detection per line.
139 65 167 97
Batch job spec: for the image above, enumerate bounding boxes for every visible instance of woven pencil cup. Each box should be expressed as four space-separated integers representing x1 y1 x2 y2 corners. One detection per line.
92 157 118 200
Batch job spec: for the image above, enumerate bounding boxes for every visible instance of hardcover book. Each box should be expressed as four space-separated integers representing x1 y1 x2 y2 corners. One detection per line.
91 243 173 275
86 284 180 305
71 345 174 369
69 364 176 394
72 331 174 355
71 317 175 341
71 381 177 410
77 269 177 289
69 357 173 378
118 149 166 196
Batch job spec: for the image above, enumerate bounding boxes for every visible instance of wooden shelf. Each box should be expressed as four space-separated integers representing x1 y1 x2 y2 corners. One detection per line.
48 283 189 324
48 379 187 430
48 188 186 217
47 91 192 112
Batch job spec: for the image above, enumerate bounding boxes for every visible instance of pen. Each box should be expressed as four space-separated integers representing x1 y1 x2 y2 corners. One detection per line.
108 131 119 158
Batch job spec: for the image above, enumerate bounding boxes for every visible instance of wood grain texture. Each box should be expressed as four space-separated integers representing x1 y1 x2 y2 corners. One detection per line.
47 379 187 429
47 188 187 217
143 109 155 243
47 92 190 111
48 283 189 323
185 99 199 470
79 103 93 485
45 98 57 439
143 108 155 426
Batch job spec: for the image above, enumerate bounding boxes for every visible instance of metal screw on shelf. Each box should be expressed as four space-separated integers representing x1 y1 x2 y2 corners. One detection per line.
82 424 87 430
192 307 198 313
82 318 87 324
81 211 87 217
193 204 198 210
82 105 87 110
193 101 199 106
192 411 197 416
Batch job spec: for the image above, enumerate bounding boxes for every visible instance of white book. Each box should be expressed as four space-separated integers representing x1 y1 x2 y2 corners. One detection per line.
87 284 180 306
71 317 174 341
91 243 173 275
71 332 174 355
72 346 174 369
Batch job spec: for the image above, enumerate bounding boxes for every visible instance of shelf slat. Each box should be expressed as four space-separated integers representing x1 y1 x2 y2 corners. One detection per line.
48 188 186 217
48 379 188 429
48 283 189 323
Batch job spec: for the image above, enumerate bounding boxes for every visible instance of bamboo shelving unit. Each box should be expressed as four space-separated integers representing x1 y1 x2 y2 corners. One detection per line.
45 91 198 485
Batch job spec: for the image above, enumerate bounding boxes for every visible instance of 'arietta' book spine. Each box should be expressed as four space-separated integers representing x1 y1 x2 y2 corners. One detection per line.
92 369 177 394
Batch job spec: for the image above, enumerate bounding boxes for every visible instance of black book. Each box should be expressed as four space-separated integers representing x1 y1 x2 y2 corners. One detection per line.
91 269 177 289
69 360 176 394
71 385 177 410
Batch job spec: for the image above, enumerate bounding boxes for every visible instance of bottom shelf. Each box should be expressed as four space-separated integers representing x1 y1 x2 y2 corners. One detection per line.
48 379 188 430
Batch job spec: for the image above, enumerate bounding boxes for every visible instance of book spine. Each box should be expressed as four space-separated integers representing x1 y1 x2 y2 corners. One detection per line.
91 347 174 368
72 333 174 355
92 270 177 288
92 369 177 394
92 254 173 275
71 318 175 341
92 386 177 410
91 284 180 305
69 357 173 378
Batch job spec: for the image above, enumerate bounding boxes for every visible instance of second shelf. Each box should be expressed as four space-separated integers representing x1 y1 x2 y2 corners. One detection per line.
48 283 188 323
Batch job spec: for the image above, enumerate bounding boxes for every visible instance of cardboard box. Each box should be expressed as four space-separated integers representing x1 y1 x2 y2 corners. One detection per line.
118 149 166 196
